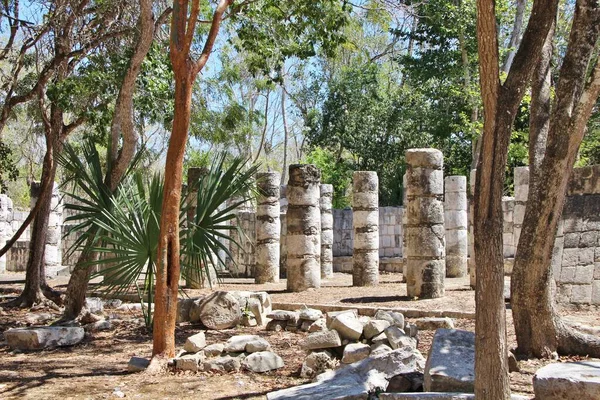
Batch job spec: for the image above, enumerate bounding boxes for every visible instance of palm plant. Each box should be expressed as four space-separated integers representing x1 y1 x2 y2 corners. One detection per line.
73 152 258 328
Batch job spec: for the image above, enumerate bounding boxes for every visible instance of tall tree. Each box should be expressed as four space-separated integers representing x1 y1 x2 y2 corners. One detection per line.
511 0 600 358
473 0 557 397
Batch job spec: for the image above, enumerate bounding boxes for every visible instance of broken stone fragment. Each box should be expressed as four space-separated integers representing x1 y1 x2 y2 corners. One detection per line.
242 351 284 373
302 329 342 350
184 331 206 353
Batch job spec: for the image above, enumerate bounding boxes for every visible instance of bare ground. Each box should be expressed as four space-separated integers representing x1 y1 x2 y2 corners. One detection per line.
0 272 598 399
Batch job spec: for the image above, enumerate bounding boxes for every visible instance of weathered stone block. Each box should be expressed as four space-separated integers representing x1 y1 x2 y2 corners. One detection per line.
574 265 594 284
533 361 600 399
5 327 85 350
564 232 581 248
571 285 592 304
424 329 475 393
592 280 600 305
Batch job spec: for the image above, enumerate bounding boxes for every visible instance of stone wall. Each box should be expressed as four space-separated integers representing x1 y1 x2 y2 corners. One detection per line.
554 165 600 304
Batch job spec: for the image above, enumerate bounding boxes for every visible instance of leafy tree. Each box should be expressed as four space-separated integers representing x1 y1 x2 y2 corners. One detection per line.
304 147 353 208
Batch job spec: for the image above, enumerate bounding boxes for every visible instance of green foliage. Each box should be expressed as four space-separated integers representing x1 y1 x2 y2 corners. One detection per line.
304 147 353 208
578 111 600 166
0 141 18 193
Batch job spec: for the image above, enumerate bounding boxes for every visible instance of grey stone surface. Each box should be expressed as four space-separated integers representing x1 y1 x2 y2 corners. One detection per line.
341 343 371 364
298 307 323 321
85 297 104 314
255 172 281 283
374 310 405 328
308 319 327 333
286 164 321 292
424 329 475 393
184 331 206 353
5 326 85 350
127 356 150 372
246 337 271 353
177 297 195 323
370 343 393 357
224 334 264 353
353 171 379 286
203 343 224 357
267 348 423 400
364 319 391 340
202 356 242 372
268 310 300 323
197 291 241 330
242 351 284 373
379 394 529 399
533 361 600 399
330 312 363 340
300 350 337 379
302 329 342 350
326 309 358 327
385 326 416 350
445 176 468 278
175 352 205 372
320 184 334 278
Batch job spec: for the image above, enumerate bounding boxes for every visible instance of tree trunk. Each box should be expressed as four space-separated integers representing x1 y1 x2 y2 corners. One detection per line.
501 0 526 74
152 72 193 358
61 0 156 321
280 85 289 185
512 0 600 358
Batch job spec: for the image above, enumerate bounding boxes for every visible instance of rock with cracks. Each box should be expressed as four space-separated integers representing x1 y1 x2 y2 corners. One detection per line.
242 351 284 373
197 291 241 330
5 326 84 350
424 329 474 393
267 348 422 400
533 361 600 399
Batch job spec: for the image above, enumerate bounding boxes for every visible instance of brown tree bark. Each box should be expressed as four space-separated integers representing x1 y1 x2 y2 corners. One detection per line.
512 0 600 358
474 0 558 397
151 0 231 361
62 0 157 322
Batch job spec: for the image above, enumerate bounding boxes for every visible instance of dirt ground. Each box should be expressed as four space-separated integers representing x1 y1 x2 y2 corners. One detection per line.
1 272 599 400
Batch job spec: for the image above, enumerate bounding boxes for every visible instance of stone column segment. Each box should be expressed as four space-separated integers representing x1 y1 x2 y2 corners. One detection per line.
45 182 63 277
405 149 445 298
279 185 287 279
255 171 281 283
0 194 13 273
352 171 379 286
444 176 468 277
513 166 530 258
286 164 321 292
320 184 334 279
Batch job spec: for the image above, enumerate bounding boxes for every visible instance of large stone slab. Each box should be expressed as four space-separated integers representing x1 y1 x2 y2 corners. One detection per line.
5 326 85 350
379 394 528 399
330 312 363 340
424 329 475 393
267 348 422 400
242 351 284 373
302 329 342 350
533 361 600 399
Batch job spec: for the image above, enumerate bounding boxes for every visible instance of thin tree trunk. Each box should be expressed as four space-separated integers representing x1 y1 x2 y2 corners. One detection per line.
512 0 600 358
152 72 193 358
62 0 156 321
253 90 270 163
501 0 526 74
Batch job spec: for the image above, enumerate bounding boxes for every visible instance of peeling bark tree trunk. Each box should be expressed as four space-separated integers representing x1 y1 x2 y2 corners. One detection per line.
512 0 600 358
151 0 231 360
474 0 558 397
62 0 156 322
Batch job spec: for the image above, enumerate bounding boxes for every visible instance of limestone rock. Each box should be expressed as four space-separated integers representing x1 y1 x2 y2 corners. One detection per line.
308 319 327 333
385 326 416 350
302 330 342 350
188 297 205 323
83 319 112 332
241 314 257 327
424 329 475 393
267 310 300 324
326 310 358 328
268 348 423 399
243 351 284 373
330 312 363 340
266 320 287 332
533 361 600 399
203 356 241 372
127 356 149 372
299 307 323 321
371 343 393 357
246 337 271 353
5 327 84 350
184 332 206 353
203 343 224 357
176 297 195 323
375 310 405 328
300 350 338 379
371 332 390 346
224 334 263 353
85 297 104 314
378 394 528 399
80 311 103 325
197 291 241 330
364 319 391 340
342 343 371 364
414 317 455 330
175 352 205 372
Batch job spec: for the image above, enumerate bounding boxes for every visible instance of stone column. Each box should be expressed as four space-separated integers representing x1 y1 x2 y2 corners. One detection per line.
286 164 321 292
405 149 445 298
186 167 214 288
444 176 467 277
469 169 476 288
352 171 379 286
279 185 287 279
45 183 63 277
255 172 281 283
320 184 334 279
513 166 530 257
